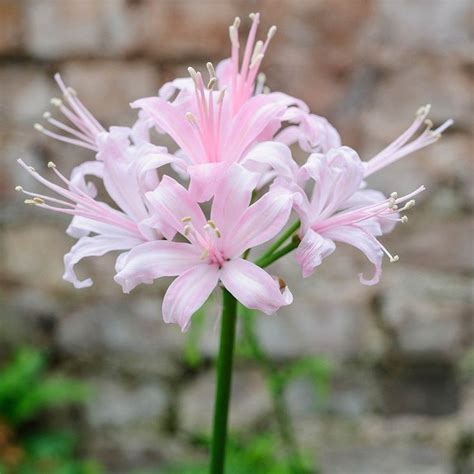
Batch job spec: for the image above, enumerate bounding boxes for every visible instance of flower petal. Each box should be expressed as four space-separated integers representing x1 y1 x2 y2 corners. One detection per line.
163 264 219 331
188 162 228 202
295 228 336 278
145 175 207 240
224 188 294 257
210 164 258 236
63 234 142 289
114 240 202 293
220 258 292 314
323 225 383 285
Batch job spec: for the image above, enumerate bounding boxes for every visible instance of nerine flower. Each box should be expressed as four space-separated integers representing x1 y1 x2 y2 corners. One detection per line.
18 79 174 288
133 13 338 201
115 164 294 330
291 106 453 284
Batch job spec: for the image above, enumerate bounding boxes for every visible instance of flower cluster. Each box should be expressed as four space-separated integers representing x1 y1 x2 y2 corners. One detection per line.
18 13 452 330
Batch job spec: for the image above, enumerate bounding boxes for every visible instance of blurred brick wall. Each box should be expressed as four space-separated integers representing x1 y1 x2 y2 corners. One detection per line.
0 1 473 473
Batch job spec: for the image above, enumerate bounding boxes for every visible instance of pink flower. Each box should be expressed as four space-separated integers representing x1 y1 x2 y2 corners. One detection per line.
115 164 294 330
132 13 336 201
290 146 425 284
17 125 174 288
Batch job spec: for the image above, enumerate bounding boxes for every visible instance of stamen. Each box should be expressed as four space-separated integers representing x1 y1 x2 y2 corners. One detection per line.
66 86 77 96
390 192 398 199
401 215 408 223
42 111 51 119
15 185 23 192
217 88 226 104
207 219 217 229
33 197 45 204
251 40 263 64
206 62 216 79
24 199 36 205
416 104 431 118
233 16 240 28
424 119 433 129
50 98 63 107
390 255 400 263
181 216 192 223
183 225 192 236
267 25 277 40
207 77 217 90
250 53 264 69
47 161 56 168
188 67 198 84
229 25 239 46
185 112 197 125
34 123 44 131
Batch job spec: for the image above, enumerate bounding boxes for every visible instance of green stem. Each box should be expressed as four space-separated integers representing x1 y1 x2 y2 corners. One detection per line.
240 306 307 473
257 220 300 264
255 238 300 269
210 288 238 474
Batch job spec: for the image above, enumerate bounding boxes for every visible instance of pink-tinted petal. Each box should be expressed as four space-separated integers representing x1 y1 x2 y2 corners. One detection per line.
323 225 383 286
225 188 294 257
220 258 292 314
210 164 258 236
133 97 204 165
63 234 142 289
114 240 202 293
188 162 228 202
240 141 299 184
163 263 220 331
145 176 206 240
295 229 336 278
70 160 103 198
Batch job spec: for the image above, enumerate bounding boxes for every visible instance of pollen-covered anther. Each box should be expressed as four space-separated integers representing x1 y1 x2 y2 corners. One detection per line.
278 276 286 291
389 255 400 263
187 67 198 84
34 123 44 131
390 192 398 199
15 185 23 192
180 216 192 223
42 111 51 119
183 225 192 236
250 53 264 69
207 77 217 90
388 197 397 209
267 25 277 39
24 199 36 205
401 199 416 211
206 62 216 78
185 112 197 125
233 16 240 28
424 119 433 129
416 104 431 118
229 25 239 46
217 88 226 104
47 161 56 168
251 40 263 63
50 97 63 107
401 215 408 223
33 197 45 204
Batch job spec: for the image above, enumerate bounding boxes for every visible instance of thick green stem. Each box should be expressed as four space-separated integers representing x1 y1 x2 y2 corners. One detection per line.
257 220 301 264
209 288 238 474
255 238 300 269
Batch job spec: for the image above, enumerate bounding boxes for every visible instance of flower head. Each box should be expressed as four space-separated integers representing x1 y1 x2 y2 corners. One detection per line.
115 164 294 330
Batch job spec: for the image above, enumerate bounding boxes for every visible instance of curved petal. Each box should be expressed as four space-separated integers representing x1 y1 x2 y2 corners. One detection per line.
210 164 258 236
240 141 299 184
114 240 202 293
145 176 206 240
188 162 228 202
323 225 384 286
63 234 142 289
70 160 104 197
162 263 220 331
295 229 336 278
220 259 292 315
224 188 294 257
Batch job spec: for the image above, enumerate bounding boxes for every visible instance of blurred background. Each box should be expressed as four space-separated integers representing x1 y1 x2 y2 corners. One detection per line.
0 1 472 473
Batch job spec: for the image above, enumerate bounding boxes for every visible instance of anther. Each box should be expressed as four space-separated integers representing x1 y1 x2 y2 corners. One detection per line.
424 119 433 129
185 112 197 125
187 67 198 83
390 192 398 199
249 12 257 20
24 199 36 205
15 185 23 192
181 216 192 223
183 225 192 236
42 111 51 119
206 62 216 78
389 255 400 263
207 220 217 229
34 123 44 131
263 86 270 94
33 197 45 204
416 104 431 117
229 25 239 46
233 17 240 28
207 77 217 90
278 276 286 291
252 40 263 64
267 25 277 39
405 199 416 209
388 197 397 208
250 53 264 69
215 228 222 238
50 97 63 107
401 215 408 223
47 161 56 168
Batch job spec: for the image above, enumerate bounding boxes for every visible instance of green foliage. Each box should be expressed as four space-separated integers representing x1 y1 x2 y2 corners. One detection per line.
159 433 297 474
0 348 101 474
